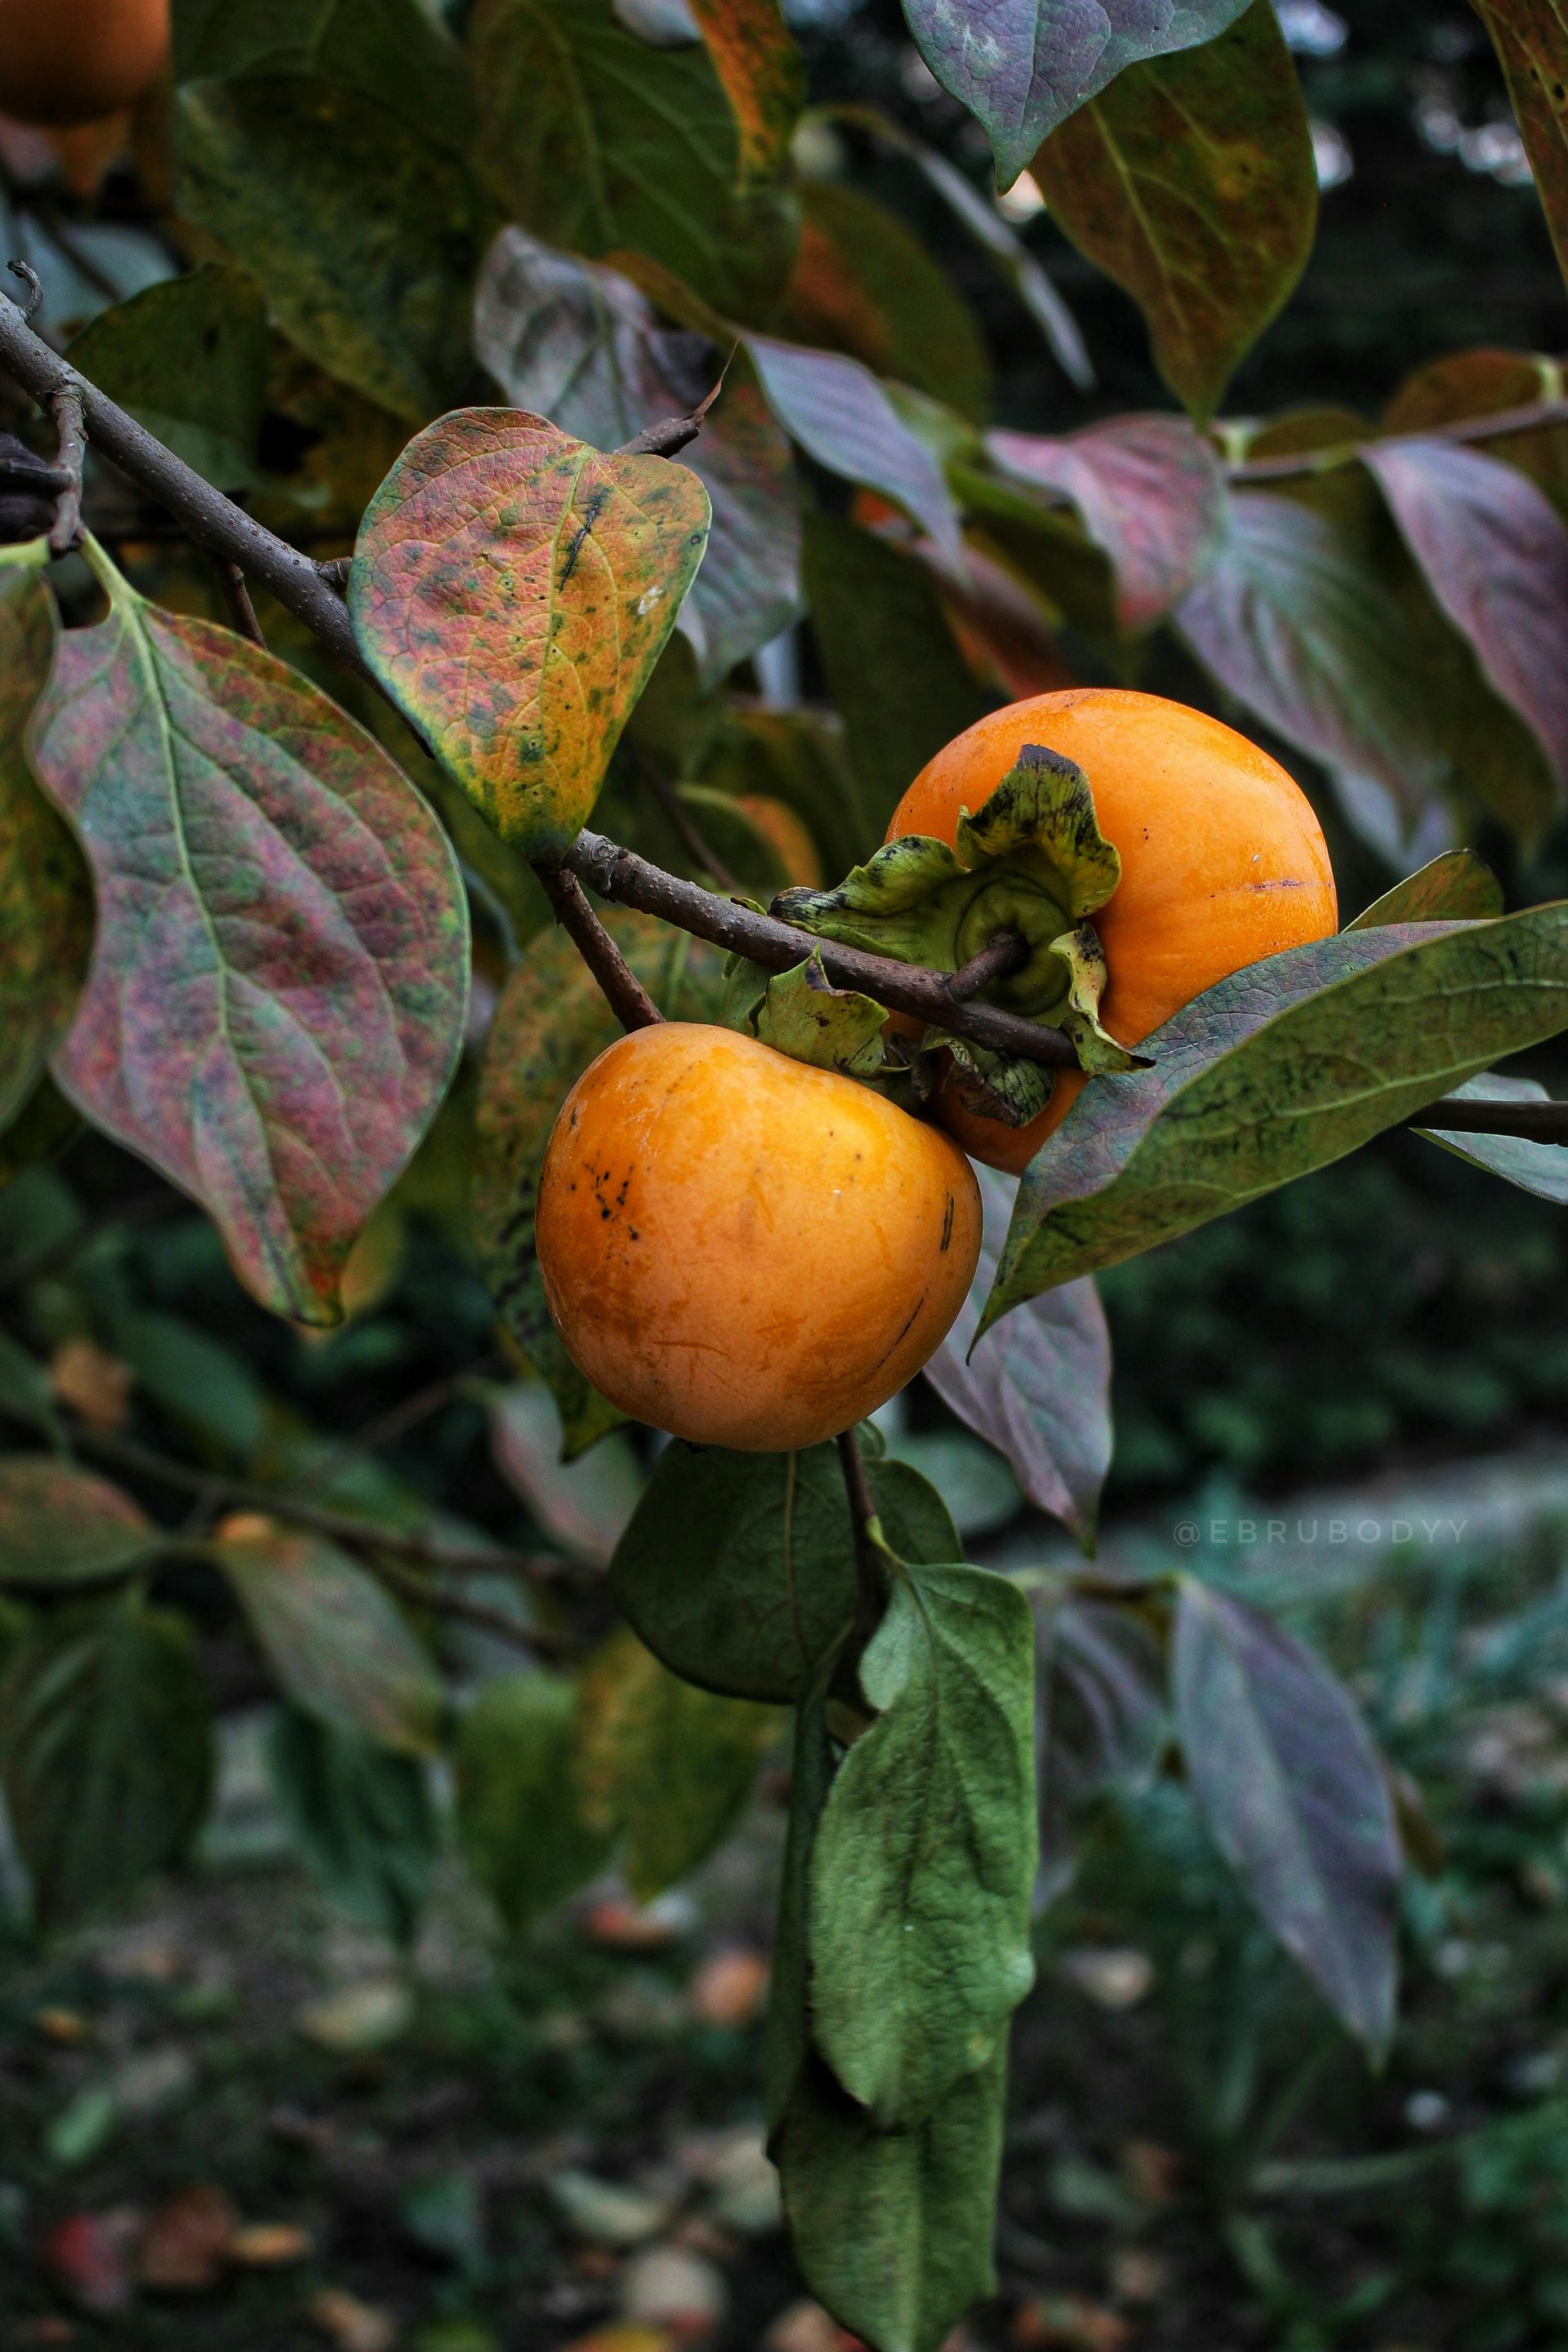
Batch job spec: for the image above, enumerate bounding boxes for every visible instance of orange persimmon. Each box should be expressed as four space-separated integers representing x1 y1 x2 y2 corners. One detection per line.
0 0 168 127
889 688 1338 1174
536 1022 982 1451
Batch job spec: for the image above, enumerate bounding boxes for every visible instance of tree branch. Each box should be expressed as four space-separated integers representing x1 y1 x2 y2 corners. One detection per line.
532 858 664 1031
1227 394 1568 484
567 829 1081 1068
45 383 84 555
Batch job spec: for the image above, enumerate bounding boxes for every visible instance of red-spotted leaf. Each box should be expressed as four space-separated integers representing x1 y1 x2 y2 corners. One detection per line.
473 233 800 688
350 408 711 853
1363 438 1568 806
688 0 804 178
1174 1576 1401 2051
923 1165 1111 1551
0 548 90 1134
1030 0 1315 418
902 0 1252 187
30 544 468 1327
986 414 1225 631
216 1516 444 1755
1472 2 1568 292
745 334 964 567
0 1457 154 1585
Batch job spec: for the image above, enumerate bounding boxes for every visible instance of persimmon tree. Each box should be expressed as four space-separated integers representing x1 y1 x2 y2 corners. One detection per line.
4 1 1568 2343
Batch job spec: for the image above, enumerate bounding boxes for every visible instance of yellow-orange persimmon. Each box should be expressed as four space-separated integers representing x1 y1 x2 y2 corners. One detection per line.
536 1022 982 1450
0 0 168 127
733 792 822 887
889 688 1339 1174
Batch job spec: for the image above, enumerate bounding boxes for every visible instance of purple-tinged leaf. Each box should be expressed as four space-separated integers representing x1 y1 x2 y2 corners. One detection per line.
1383 347 1568 510
987 414 1225 631
0 1456 153 1584
900 0 1252 188
745 334 964 567
0 549 90 1135
924 1165 1110 1551
1176 490 1449 833
216 1515 445 1755
1036 1591 1165 1895
32 544 469 1327
473 230 800 688
350 408 711 853
1174 1576 1401 2051
1363 438 1568 808
982 906 1568 1327
489 1379 644 1565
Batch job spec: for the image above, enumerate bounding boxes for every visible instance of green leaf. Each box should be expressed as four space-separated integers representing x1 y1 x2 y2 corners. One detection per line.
473 231 801 690
1173 1577 1401 2052
751 341 963 567
901 0 1251 187
923 1165 1111 1551
1346 850 1505 928
610 1441 960 1702
764 1657 837 2127
64 266 270 490
216 1519 443 1756
454 1672 613 1932
470 0 798 320
1472 1 1568 295
726 953 897 1080
688 0 804 179
790 178 991 425
350 409 710 856
0 1457 154 1586
809 1562 1036 2126
773 2042 1009 2352
982 907 1568 1326
473 909 726 1454
1417 1071 1568 1205
109 1309 267 1462
0 550 90 1141
700 702 880 879
172 0 476 157
268 1703 438 1947
175 77 490 422
0 1598 214 1931
29 543 470 1328
1383 347 1568 511
1031 0 1316 419
802 514 987 830
575 1625 776 1902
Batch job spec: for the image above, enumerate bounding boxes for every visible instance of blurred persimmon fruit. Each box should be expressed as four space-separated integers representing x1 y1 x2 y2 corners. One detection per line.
0 0 168 127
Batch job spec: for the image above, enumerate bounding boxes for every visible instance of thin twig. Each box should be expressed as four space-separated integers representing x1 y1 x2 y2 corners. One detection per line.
633 749 742 893
0 288 367 675
45 382 84 555
568 830 1081 1068
1227 394 1568 484
533 858 664 1031
615 369 729 460
7 258 42 322
212 555 265 646
355 1548 572 1658
292 1352 503 1496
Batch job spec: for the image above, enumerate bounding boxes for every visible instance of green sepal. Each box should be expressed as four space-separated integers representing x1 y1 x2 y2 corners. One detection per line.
1051 922 1152 1075
923 1028 1055 1127
724 951 898 1079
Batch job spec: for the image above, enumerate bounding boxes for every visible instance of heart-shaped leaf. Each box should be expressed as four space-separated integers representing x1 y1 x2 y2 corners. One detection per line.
31 546 469 1326
808 1561 1036 2126
351 409 710 855
609 1441 960 1700
1030 0 1316 418
0 1457 153 1585
688 0 804 178
0 1597 214 1931
987 413 1227 631
216 1517 444 1755
923 1165 1111 1551
473 230 800 689
982 906 1568 1327
0 553 89 1140
65 266 270 491
471 906 725 1454
1174 1576 1401 2051
901 0 1251 188
1364 437 1568 807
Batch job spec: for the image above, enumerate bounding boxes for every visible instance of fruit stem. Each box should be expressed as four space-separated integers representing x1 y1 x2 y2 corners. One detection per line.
532 859 664 1032
836 1428 890 1650
947 929 1029 1002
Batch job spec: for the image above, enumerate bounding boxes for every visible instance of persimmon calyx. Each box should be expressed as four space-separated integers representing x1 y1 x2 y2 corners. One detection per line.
724 950 902 1080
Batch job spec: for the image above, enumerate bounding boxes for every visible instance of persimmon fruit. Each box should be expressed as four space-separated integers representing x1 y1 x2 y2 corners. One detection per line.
536 1022 982 1451
0 0 168 127
733 792 822 888
890 688 1339 1174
